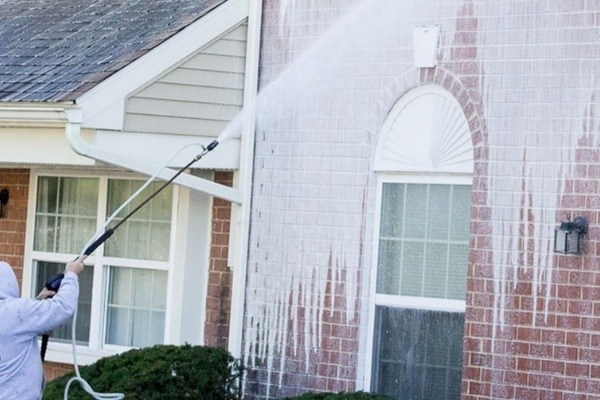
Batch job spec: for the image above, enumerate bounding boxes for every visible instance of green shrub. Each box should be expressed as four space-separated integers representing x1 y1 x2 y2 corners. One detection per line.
43 344 242 400
281 391 392 400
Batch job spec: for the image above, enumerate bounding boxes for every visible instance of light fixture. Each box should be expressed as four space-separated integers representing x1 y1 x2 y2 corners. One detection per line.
554 216 588 254
0 188 8 218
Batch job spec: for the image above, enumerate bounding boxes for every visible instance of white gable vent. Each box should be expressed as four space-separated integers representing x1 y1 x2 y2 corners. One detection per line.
374 84 473 174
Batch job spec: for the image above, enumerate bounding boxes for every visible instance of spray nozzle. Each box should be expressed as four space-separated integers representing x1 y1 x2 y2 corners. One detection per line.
205 139 219 152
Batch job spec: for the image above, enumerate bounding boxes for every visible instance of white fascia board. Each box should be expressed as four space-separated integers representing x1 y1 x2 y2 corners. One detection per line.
0 105 94 165
0 105 69 126
76 0 250 130
0 126 94 166
95 130 240 170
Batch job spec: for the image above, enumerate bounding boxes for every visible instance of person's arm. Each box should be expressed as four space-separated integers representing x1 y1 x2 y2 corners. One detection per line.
18 259 84 335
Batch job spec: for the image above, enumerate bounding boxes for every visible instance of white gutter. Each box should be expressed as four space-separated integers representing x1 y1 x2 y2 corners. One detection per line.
63 108 242 204
227 0 262 359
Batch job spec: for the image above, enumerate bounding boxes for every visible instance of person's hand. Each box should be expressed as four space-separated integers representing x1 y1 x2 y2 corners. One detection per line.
65 258 85 275
35 287 56 300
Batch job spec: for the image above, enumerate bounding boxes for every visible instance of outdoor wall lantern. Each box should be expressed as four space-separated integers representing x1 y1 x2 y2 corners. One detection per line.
0 188 8 218
554 216 588 254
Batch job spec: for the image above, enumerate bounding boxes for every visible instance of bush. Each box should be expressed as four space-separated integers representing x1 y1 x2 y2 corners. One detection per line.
43 344 242 400
281 391 392 400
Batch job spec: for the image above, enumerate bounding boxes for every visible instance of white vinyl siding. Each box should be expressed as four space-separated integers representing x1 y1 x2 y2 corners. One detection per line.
124 23 247 136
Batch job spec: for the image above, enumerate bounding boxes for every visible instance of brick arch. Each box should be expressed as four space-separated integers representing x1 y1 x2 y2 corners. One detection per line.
368 67 486 156
368 66 489 231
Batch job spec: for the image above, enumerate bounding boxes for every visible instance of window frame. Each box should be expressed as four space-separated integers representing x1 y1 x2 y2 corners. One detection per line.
364 172 472 391
22 169 185 364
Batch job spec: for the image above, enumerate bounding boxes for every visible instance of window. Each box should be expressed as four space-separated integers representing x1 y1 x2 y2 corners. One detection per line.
30 174 174 352
369 85 473 400
376 183 470 299
371 181 471 400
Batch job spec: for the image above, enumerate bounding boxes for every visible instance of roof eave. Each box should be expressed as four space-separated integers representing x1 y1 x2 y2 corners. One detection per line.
74 0 250 131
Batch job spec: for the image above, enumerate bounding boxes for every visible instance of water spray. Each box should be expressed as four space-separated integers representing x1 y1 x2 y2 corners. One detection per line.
40 138 220 400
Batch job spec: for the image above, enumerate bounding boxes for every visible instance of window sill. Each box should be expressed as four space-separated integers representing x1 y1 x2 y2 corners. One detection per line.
42 341 122 366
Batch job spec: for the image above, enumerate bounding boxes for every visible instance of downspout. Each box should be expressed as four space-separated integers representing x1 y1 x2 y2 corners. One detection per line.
227 0 262 359
63 108 242 204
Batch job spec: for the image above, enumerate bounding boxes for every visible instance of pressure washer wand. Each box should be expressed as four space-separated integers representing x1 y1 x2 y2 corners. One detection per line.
40 139 219 362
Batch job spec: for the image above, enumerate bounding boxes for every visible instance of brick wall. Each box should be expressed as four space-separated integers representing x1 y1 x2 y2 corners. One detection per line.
0 169 28 279
43 362 73 382
245 1 370 397
457 1 600 399
204 171 234 349
248 0 600 399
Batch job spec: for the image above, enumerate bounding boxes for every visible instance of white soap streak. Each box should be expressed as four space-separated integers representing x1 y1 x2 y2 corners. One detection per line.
476 1 595 336
237 0 463 396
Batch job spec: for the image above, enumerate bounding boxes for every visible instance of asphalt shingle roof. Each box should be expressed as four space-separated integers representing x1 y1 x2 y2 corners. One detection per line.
0 0 227 102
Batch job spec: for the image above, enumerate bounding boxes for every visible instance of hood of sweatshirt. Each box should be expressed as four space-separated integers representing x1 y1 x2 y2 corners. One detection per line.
0 261 19 300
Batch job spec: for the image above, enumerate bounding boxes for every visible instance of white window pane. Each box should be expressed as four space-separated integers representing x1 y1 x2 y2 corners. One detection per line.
58 178 78 215
107 180 131 216
131 310 151 347
127 220 151 259
105 226 128 258
36 176 58 213
106 307 130 346
78 178 100 216
423 243 448 299
427 185 451 240
149 312 165 344
450 186 472 241
400 242 423 296
56 216 78 253
106 267 167 347
34 215 55 252
150 189 172 221
132 269 153 308
149 222 171 261
106 179 172 261
377 239 401 295
109 268 131 306
35 177 99 254
75 217 97 252
151 273 167 309
380 183 404 237
447 244 468 300
404 185 427 239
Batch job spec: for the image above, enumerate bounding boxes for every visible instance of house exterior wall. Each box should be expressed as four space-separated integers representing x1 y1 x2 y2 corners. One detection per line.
0 169 28 282
243 0 600 399
123 23 248 138
0 166 234 381
205 171 234 349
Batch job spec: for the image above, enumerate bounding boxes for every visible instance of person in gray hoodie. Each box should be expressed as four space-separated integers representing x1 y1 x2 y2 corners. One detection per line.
0 258 84 400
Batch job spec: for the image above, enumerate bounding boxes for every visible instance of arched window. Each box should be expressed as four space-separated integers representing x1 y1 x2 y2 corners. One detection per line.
369 85 473 400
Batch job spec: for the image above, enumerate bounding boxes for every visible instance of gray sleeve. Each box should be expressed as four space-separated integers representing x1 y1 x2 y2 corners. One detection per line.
19 271 80 335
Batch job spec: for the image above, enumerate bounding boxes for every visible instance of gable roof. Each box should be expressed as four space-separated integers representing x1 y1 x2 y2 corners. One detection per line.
0 0 227 102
